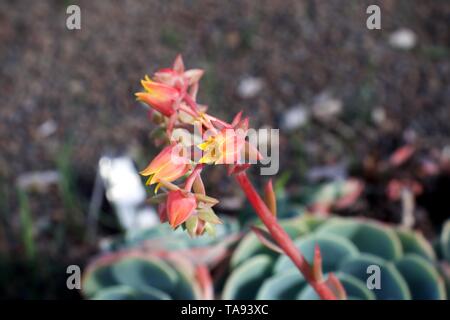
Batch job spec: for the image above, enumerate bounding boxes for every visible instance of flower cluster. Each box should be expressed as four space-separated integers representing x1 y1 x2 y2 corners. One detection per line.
136 55 262 236
135 55 342 300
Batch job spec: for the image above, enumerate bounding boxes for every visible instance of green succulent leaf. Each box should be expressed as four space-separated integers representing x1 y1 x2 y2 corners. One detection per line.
395 254 446 300
274 233 359 274
92 285 171 300
339 254 411 300
110 215 239 251
256 270 306 300
231 230 284 269
316 219 403 261
441 219 450 263
297 272 376 300
112 257 178 297
204 222 216 237
185 216 198 237
294 214 327 232
198 207 222 225
82 264 120 298
222 255 273 300
396 229 436 261
168 262 199 299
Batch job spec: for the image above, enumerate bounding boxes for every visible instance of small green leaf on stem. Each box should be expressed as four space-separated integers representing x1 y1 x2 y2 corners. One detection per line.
325 273 347 300
194 193 219 205
264 179 277 217
312 244 324 282
192 175 206 195
204 222 216 237
185 216 199 237
251 226 283 254
198 207 222 224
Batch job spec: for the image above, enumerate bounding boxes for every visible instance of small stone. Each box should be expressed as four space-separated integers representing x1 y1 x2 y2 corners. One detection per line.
37 119 58 138
281 104 310 131
371 107 386 125
389 28 417 50
312 93 342 120
237 77 264 99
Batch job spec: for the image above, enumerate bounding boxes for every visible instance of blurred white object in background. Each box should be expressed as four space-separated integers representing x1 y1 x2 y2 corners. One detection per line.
371 107 386 125
312 92 343 120
237 76 264 99
36 119 58 138
97 156 158 233
281 104 310 131
389 28 417 50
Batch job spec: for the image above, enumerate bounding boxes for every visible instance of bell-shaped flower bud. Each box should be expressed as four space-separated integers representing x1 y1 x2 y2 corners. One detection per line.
166 190 197 228
135 77 180 117
140 144 190 187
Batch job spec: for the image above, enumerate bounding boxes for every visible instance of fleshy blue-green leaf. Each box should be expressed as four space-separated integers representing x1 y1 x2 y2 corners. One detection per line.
297 272 376 300
230 234 276 269
441 220 450 263
112 257 178 297
274 233 359 274
168 261 199 300
295 214 327 232
316 219 402 260
339 254 411 300
222 255 273 300
256 270 306 300
396 229 436 261
92 285 171 300
83 264 120 298
395 254 446 300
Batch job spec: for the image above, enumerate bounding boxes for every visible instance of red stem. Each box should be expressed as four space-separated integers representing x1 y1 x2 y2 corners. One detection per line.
235 172 337 300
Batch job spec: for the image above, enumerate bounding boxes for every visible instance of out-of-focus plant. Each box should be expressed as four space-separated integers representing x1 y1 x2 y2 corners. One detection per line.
82 216 240 300
134 55 341 299
225 215 447 300
83 252 212 300
438 219 450 298
441 220 450 263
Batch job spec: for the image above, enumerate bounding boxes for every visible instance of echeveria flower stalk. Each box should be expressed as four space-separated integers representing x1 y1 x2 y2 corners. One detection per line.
134 55 344 300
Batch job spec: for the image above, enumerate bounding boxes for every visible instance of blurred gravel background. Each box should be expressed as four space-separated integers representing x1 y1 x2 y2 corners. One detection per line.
0 0 449 298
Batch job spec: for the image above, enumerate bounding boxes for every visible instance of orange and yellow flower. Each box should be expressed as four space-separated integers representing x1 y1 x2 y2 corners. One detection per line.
198 129 245 164
140 144 190 188
135 76 180 117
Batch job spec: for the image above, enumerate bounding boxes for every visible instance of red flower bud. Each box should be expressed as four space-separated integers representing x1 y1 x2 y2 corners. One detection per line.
135 77 180 117
166 190 197 228
140 144 189 186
